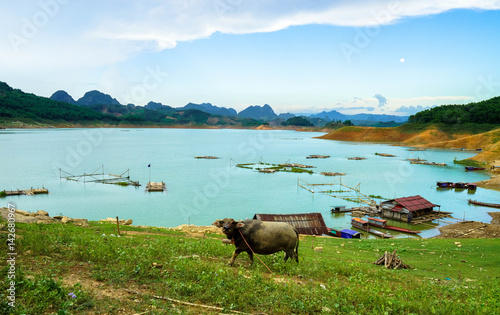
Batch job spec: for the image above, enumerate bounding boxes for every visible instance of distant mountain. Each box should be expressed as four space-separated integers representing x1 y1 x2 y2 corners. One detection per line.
349 113 408 123
309 110 347 122
178 102 237 117
238 104 277 121
50 90 76 105
145 101 175 113
77 90 121 107
278 113 296 120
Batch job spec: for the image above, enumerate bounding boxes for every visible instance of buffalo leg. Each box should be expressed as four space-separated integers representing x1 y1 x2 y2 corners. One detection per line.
247 250 254 265
228 249 242 266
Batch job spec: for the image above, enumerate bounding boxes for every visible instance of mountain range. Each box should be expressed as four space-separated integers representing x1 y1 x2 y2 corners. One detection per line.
49 90 409 126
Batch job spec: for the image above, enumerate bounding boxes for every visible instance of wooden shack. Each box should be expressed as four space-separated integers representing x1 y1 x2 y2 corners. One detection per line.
253 212 329 235
380 195 439 223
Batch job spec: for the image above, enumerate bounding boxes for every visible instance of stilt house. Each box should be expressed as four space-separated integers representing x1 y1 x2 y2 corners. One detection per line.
380 195 439 223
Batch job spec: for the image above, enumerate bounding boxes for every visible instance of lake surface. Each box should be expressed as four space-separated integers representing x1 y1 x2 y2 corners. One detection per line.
1 128 498 238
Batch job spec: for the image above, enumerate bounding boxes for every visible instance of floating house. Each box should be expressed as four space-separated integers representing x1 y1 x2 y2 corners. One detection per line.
380 195 439 223
253 212 329 235
145 182 166 192
331 205 348 212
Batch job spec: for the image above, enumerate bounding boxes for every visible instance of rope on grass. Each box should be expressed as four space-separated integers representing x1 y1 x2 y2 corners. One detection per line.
238 229 274 274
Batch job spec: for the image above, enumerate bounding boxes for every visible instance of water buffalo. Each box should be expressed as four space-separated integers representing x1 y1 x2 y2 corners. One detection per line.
212 218 299 266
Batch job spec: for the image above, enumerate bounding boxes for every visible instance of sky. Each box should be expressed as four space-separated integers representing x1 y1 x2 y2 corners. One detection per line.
1 0 500 116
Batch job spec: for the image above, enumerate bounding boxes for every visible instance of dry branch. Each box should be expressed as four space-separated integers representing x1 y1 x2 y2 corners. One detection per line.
123 289 260 314
374 250 411 269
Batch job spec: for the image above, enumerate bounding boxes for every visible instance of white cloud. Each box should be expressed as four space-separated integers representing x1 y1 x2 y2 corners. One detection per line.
2 0 500 68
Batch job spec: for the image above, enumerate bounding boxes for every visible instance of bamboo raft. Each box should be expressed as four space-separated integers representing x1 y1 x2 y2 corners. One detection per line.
410 161 447 166
194 156 220 159
375 153 396 157
348 157 366 160
2 188 49 196
320 172 346 176
306 155 330 159
145 182 166 192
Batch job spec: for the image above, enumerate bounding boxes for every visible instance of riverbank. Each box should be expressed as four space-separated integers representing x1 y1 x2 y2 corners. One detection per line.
318 125 500 189
2 207 499 239
2 213 499 314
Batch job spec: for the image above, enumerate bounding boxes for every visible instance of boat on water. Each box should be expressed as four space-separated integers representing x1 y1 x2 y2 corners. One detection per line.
468 199 500 209
465 166 486 171
351 218 393 238
367 217 421 234
328 228 361 239
436 181 477 190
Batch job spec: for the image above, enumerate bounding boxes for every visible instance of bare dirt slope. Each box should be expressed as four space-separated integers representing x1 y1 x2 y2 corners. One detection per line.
436 212 500 238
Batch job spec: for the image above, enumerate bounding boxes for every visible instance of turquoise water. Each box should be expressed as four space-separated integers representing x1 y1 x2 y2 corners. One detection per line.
0 128 498 238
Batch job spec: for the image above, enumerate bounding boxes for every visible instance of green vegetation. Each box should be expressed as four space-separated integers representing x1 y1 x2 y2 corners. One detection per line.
338 126 363 132
0 82 118 123
0 190 6 198
324 119 354 129
2 221 499 314
236 162 314 174
453 158 487 168
281 116 314 127
409 96 500 126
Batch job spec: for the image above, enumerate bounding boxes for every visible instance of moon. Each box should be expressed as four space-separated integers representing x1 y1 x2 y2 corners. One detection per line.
400 58 405 63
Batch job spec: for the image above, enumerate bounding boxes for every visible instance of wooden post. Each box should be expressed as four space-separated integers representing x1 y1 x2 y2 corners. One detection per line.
116 216 120 236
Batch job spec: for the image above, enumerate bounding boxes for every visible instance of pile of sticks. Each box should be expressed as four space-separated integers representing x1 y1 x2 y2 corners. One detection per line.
374 249 411 269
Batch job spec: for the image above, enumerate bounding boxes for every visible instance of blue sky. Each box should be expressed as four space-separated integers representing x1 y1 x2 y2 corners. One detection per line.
1 0 500 115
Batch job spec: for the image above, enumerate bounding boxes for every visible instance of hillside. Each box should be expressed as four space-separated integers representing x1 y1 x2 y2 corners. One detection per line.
318 126 419 142
409 96 500 124
318 124 500 172
0 82 117 124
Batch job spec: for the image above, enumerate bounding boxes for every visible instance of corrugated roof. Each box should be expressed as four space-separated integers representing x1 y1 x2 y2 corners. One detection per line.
393 195 437 212
253 212 329 235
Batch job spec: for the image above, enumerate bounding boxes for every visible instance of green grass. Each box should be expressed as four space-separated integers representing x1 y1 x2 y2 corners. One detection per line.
2 221 499 314
453 158 487 168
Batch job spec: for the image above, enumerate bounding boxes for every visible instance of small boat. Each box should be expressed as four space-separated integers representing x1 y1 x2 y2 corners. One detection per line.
351 218 393 238
367 217 421 234
436 181 453 188
468 199 500 209
467 183 477 190
328 228 361 239
465 166 486 171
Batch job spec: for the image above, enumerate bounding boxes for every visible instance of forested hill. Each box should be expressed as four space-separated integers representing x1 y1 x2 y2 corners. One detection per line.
0 81 117 122
408 96 500 124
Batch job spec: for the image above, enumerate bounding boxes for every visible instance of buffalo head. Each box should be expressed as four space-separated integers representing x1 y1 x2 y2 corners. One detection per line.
212 218 245 237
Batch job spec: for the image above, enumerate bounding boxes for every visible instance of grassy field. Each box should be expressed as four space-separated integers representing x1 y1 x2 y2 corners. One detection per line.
1 221 499 314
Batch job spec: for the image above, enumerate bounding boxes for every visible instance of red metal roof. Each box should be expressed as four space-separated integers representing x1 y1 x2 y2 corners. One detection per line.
253 212 329 235
393 195 437 212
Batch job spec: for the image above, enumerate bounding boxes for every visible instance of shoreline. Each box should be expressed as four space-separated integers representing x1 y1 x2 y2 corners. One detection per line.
2 207 499 239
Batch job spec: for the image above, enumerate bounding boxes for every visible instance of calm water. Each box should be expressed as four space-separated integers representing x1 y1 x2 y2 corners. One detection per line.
1 128 498 238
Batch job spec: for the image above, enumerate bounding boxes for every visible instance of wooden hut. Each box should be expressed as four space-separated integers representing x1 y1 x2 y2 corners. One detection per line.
380 195 439 223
